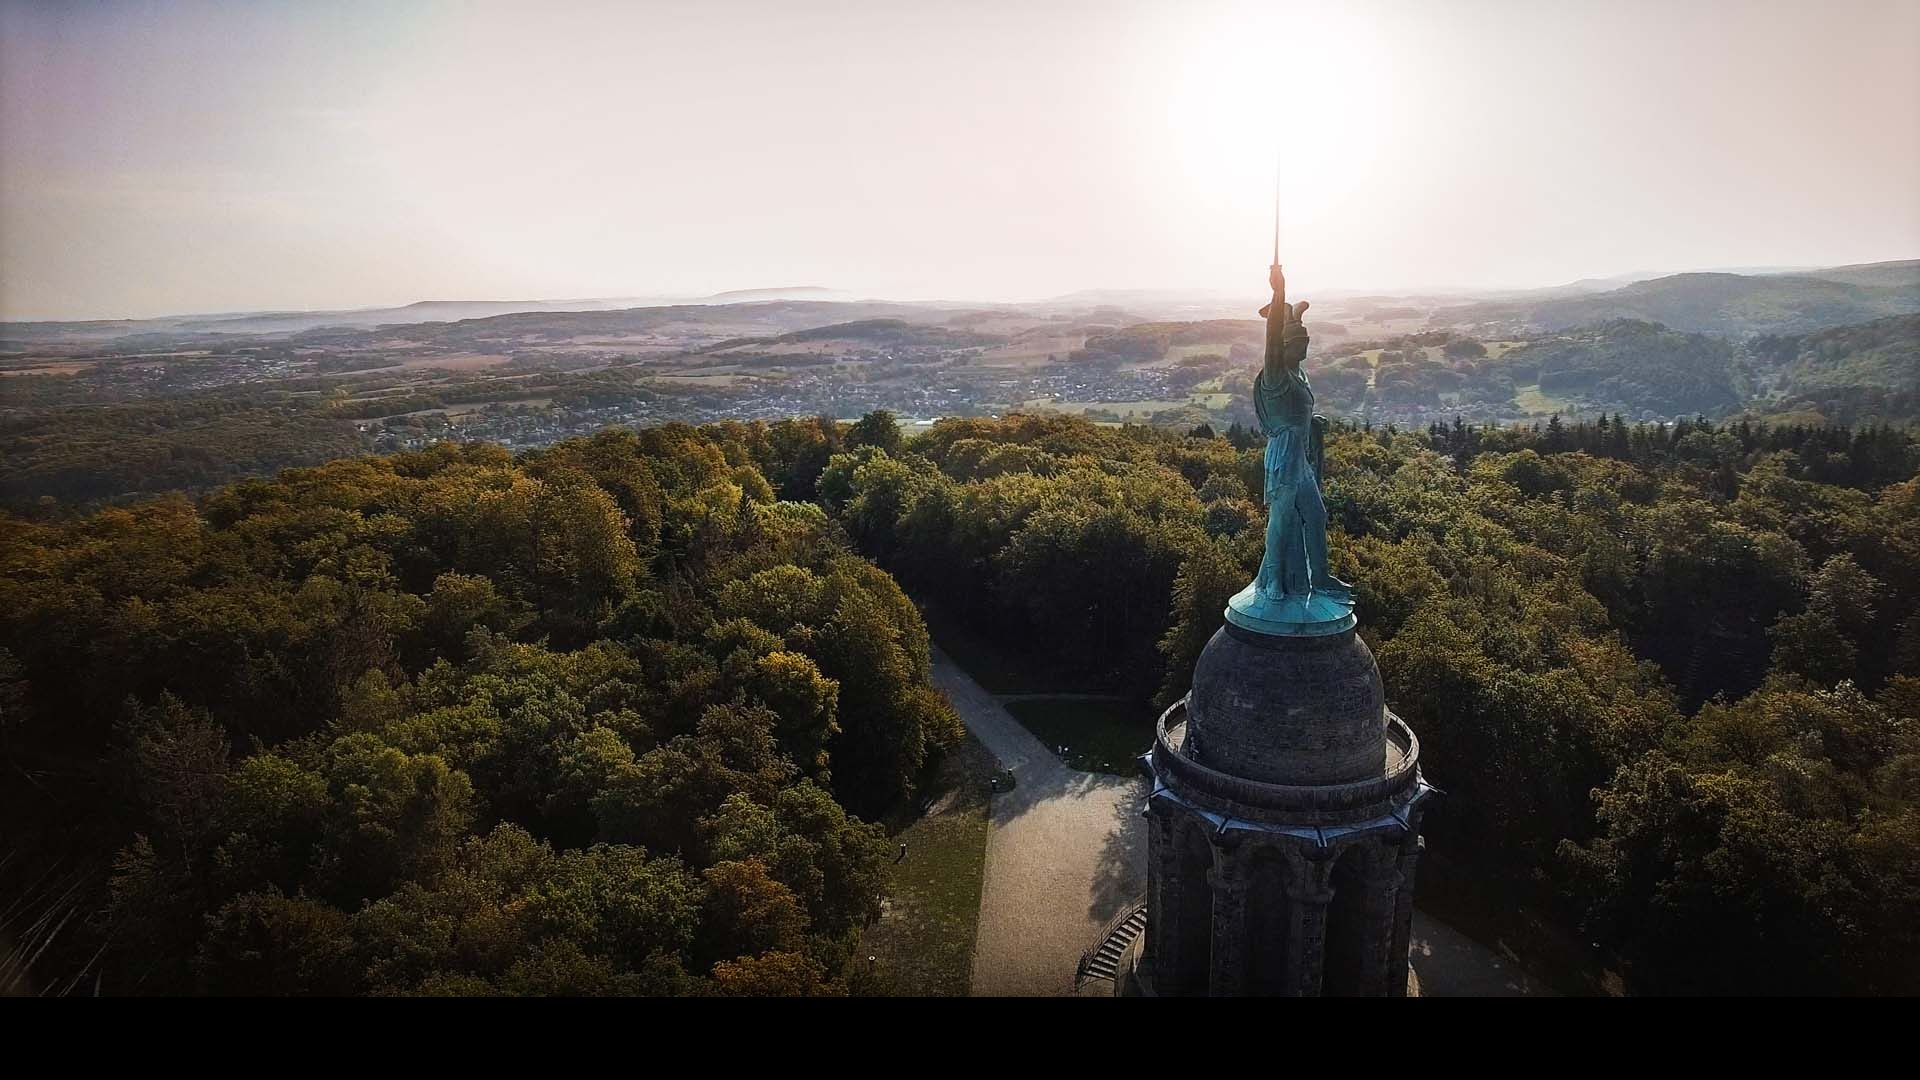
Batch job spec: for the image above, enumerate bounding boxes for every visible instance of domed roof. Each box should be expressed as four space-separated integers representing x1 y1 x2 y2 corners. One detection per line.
1185 622 1387 786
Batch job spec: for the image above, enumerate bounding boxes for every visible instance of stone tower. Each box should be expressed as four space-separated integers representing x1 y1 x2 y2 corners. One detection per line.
1130 609 1437 997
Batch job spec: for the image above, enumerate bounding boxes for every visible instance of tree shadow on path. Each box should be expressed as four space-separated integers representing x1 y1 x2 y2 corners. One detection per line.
1085 774 1148 927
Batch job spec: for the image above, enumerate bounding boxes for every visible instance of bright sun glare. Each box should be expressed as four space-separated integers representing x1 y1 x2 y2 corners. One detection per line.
1160 3 1402 267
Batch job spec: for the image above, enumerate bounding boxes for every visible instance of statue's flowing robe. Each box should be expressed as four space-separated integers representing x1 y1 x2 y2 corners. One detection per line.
1253 366 1315 504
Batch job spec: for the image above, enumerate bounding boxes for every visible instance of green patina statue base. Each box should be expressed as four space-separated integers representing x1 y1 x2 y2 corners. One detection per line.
1224 584 1356 638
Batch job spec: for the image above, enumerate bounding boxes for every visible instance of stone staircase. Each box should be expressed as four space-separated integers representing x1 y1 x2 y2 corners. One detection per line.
1077 905 1148 987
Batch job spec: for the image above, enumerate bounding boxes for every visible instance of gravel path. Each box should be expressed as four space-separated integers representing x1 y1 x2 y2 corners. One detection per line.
930 647 1147 997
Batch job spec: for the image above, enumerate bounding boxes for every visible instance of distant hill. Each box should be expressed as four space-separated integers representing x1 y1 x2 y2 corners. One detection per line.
0 296 1022 355
1457 270 1669 303
702 318 1004 356
1789 260 1920 290
1443 262 1920 336
0 292 870 344
1494 318 1742 415
1774 313 1920 395
174 299 670 335
702 286 845 302
0 297 678 345
1108 319 1265 347
1034 288 1246 321
1041 288 1237 306
7 261 1914 360
1066 319 1264 365
0 299 990 357
776 318 998 345
1743 313 1920 426
377 301 976 352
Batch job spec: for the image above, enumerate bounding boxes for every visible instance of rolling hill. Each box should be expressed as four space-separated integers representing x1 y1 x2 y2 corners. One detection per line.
1442 262 1920 336
701 318 1007 356
1775 313 1920 395
1790 260 1920 290
1494 318 1743 415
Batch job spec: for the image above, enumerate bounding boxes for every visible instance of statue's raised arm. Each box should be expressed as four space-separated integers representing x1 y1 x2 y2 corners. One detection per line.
1257 265 1310 386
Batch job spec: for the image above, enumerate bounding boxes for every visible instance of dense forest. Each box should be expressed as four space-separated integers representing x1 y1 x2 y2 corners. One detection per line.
816 410 1920 994
1754 313 1920 427
1 424 958 994
4 407 1917 995
0 395 370 509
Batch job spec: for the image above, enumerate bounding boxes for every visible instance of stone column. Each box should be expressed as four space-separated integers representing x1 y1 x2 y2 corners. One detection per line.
1352 843 1405 997
1282 847 1336 996
1388 834 1424 998
1136 803 1167 980
1138 807 1171 979
1207 849 1249 996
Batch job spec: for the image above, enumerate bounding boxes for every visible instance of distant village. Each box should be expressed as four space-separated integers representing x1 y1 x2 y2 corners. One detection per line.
361 355 1219 453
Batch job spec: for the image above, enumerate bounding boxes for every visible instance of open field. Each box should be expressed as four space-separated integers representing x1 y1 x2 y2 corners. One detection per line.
0 360 97 376
1164 343 1234 362
977 331 1089 367
1514 383 1572 414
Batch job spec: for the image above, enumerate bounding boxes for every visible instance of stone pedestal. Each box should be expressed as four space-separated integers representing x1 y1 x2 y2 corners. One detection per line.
1136 622 1436 997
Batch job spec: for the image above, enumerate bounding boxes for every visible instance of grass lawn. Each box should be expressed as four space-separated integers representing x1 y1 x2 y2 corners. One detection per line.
1003 698 1154 776
855 733 995 996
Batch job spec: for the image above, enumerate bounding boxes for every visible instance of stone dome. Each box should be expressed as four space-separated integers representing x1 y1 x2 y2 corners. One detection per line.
1186 622 1387 786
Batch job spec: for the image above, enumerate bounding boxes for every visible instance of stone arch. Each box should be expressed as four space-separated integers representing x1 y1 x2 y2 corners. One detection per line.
1322 842 1376 996
1245 843 1292 995
1168 818 1215 995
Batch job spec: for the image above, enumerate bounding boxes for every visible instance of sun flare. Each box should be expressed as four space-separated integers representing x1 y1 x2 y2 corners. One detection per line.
1156 3 1404 275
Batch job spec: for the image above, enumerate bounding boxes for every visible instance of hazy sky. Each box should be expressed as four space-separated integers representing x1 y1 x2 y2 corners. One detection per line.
2 0 1916 320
